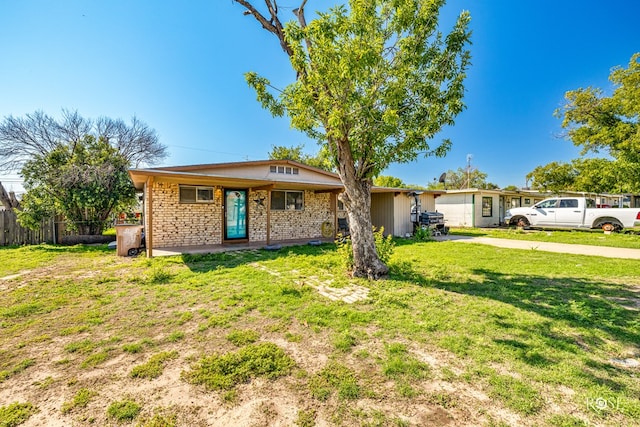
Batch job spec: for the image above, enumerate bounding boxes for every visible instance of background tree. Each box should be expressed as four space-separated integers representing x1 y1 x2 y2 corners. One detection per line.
373 175 406 188
18 136 136 234
234 0 471 278
0 110 166 233
549 52 640 192
526 161 577 193
0 110 166 171
427 167 497 190
526 158 634 194
268 143 334 171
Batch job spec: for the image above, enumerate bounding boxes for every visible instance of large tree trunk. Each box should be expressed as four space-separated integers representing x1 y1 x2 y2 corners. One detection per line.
342 178 389 279
335 138 388 279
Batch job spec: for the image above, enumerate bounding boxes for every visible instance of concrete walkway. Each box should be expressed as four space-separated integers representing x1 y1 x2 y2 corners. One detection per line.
441 235 640 260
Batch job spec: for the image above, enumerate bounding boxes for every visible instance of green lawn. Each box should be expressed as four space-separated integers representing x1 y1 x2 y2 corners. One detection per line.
451 226 640 249
0 239 638 426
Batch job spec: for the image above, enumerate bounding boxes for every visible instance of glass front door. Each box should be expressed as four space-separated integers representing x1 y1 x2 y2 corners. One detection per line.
225 190 247 240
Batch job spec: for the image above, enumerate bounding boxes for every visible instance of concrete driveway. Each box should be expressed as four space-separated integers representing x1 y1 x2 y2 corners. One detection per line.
440 235 640 260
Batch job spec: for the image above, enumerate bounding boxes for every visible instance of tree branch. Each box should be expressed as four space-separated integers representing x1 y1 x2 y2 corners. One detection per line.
233 0 294 57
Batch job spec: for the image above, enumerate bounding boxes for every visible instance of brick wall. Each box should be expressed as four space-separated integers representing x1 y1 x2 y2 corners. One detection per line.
146 183 333 248
147 181 223 247
269 190 333 241
248 190 268 242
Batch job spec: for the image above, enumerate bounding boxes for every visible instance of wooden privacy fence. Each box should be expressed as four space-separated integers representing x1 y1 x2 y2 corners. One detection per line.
0 210 116 246
0 209 55 246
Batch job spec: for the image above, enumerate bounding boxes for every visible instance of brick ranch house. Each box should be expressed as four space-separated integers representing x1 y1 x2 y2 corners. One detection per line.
128 160 442 256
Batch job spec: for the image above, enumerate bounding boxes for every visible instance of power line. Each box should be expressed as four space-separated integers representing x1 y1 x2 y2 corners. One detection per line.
167 144 254 159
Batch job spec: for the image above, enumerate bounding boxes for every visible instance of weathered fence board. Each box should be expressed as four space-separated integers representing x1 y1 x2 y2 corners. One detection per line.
0 210 55 246
0 210 117 246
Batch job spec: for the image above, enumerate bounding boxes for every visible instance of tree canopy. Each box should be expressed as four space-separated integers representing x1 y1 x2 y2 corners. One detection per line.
531 53 640 193
0 110 167 234
0 110 166 172
526 158 637 194
268 143 334 171
373 175 406 188
235 0 471 278
19 135 136 234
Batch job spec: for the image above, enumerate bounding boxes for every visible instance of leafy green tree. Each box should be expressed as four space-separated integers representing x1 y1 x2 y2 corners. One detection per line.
234 0 471 278
526 161 577 193
0 110 166 233
527 158 635 194
373 175 405 188
554 53 640 191
268 143 334 171
19 136 136 234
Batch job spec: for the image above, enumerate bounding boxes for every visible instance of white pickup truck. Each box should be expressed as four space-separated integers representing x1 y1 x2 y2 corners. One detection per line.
504 197 640 232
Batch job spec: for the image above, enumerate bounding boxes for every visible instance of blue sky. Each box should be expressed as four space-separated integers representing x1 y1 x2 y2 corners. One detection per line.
1 0 638 194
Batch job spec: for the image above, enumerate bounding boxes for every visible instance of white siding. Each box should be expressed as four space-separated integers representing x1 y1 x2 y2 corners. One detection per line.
475 193 500 227
434 194 474 227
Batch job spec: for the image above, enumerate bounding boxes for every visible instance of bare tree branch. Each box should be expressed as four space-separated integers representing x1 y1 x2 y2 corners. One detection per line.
0 110 166 173
233 0 298 57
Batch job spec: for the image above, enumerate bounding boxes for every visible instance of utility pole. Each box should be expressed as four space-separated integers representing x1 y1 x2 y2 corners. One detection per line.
466 154 472 188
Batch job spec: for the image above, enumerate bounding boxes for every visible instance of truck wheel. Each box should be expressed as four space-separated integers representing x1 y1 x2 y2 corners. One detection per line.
602 223 616 232
515 217 529 228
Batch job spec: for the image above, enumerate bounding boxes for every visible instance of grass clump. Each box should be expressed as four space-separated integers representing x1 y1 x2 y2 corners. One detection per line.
488 373 544 415
183 342 294 391
546 414 588 426
167 331 184 343
382 343 430 380
145 267 173 284
80 351 110 369
226 329 260 346
64 339 97 354
0 359 35 383
106 399 141 422
0 402 36 427
60 388 97 414
130 351 178 379
136 412 177 427
123 343 144 354
333 331 357 352
309 362 360 401
295 408 316 427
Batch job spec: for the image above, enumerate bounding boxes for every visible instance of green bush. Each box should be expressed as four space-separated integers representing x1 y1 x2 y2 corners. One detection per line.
226 329 260 346
184 342 294 391
412 226 432 242
309 362 360 401
61 388 97 414
106 399 141 422
130 351 178 379
335 226 395 270
0 402 36 427
374 226 395 263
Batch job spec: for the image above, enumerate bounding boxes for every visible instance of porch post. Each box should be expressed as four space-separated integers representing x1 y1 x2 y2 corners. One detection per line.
266 189 271 245
146 177 154 257
331 192 337 238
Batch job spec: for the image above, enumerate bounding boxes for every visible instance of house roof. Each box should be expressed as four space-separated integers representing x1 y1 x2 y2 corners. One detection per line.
154 159 339 180
129 159 444 196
